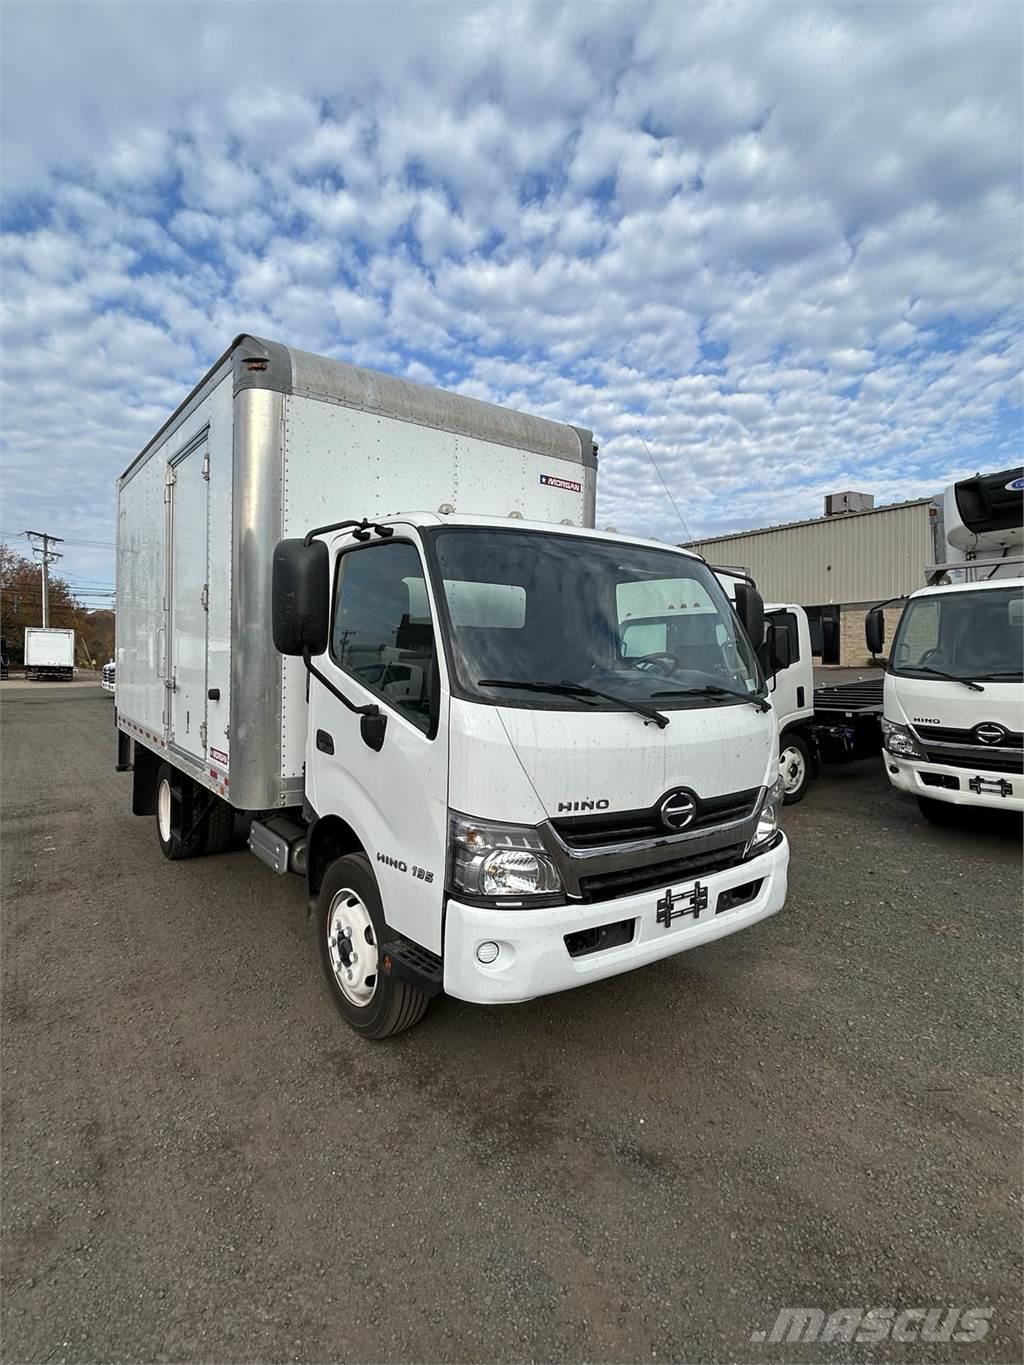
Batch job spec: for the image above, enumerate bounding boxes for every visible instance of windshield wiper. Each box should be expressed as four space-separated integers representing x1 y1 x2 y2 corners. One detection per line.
900 666 985 692
971 671 1023 680
650 684 771 714
477 679 670 729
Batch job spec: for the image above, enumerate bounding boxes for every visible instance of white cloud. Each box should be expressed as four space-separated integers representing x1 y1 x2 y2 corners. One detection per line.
0 0 1021 594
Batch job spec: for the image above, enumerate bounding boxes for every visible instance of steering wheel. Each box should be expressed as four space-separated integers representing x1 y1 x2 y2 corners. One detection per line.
630 652 678 677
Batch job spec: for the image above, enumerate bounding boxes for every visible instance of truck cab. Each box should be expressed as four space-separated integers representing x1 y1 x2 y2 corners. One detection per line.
876 578 1024 820
275 513 790 1035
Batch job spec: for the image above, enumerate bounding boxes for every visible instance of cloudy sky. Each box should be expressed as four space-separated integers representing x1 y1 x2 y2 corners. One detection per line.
1 0 1021 601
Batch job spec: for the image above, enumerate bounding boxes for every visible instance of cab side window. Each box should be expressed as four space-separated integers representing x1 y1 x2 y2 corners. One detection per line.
331 542 436 733
766 610 800 664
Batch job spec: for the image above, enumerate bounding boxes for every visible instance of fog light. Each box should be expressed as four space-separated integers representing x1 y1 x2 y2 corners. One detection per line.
476 941 500 965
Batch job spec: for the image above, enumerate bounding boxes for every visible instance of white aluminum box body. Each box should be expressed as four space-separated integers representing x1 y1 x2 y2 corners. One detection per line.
116 335 597 810
24 628 75 668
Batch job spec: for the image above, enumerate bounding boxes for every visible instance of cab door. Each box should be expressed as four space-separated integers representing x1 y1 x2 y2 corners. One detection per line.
307 535 449 954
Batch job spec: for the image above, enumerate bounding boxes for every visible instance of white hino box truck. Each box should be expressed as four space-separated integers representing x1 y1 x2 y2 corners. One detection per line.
115 335 789 1038
866 466 1023 823
24 626 75 681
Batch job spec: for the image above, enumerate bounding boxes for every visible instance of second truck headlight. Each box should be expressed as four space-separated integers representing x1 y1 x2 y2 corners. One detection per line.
448 812 563 900
881 719 925 759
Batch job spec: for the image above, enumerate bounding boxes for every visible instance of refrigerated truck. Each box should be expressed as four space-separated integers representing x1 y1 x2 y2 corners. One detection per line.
867 467 1024 822
115 335 789 1038
24 627 75 680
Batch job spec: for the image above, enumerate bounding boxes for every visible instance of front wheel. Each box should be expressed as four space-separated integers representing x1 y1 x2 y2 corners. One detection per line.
778 733 812 804
316 854 431 1039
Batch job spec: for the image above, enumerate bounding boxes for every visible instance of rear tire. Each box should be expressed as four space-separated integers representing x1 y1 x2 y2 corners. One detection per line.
917 796 962 826
155 764 205 860
203 797 235 855
316 854 430 1039
779 733 812 804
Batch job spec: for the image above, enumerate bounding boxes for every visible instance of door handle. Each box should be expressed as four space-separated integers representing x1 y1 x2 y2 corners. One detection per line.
316 729 335 755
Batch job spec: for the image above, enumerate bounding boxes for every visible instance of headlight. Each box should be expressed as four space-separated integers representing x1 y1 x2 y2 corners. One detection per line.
881 719 925 759
746 775 784 856
448 812 563 902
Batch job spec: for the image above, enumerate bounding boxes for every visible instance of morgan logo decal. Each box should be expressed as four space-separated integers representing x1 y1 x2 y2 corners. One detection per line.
209 747 229 765
540 474 583 493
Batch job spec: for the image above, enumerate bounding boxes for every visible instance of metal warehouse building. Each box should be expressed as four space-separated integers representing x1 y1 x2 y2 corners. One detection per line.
686 494 934 667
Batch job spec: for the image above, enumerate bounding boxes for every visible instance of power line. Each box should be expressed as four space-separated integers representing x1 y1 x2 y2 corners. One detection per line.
636 433 695 544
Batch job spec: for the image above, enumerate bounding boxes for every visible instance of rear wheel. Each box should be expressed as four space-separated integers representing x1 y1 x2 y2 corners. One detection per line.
316 854 430 1039
203 796 235 854
779 733 812 804
155 763 205 860
917 796 962 826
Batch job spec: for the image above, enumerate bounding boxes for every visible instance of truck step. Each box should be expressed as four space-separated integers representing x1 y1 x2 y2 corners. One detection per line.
379 939 444 997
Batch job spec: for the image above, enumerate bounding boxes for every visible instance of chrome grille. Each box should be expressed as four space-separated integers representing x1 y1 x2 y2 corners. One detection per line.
913 724 1023 774
552 788 760 850
915 724 1022 748
577 842 749 904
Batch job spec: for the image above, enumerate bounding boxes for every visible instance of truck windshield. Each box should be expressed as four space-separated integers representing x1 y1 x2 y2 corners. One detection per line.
428 528 765 711
890 586 1024 682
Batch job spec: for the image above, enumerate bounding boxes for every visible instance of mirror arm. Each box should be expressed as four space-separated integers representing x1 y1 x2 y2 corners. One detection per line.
302 647 381 718
303 518 394 547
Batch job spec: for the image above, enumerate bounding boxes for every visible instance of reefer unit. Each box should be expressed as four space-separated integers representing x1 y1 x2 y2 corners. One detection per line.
116 335 597 812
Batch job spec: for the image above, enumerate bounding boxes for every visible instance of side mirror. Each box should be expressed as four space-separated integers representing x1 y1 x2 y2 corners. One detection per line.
762 620 792 677
865 607 885 657
272 539 329 656
735 582 765 651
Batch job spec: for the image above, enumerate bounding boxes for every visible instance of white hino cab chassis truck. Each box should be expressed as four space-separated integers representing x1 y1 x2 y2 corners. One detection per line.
865 467 1024 824
115 336 790 1038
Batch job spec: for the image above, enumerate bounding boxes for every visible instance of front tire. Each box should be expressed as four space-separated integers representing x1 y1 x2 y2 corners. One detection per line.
779 733 812 804
316 854 430 1039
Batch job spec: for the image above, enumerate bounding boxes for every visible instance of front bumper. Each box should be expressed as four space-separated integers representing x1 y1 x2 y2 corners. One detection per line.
443 835 788 1004
883 756 1024 812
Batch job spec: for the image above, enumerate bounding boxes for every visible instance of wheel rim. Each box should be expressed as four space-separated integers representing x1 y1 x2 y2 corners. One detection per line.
157 778 172 842
780 745 806 794
327 888 379 1007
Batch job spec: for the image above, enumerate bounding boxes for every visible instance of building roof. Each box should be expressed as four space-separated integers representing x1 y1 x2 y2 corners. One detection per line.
686 496 933 548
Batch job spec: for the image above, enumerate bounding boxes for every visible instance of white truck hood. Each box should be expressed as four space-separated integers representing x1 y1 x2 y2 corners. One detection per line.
448 696 777 824
886 674 1024 733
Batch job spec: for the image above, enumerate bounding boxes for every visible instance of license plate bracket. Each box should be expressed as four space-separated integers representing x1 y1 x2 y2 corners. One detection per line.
656 879 709 928
968 775 1013 798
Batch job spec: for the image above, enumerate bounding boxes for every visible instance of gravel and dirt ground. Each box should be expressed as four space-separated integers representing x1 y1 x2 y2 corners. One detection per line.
2 682 1021 1363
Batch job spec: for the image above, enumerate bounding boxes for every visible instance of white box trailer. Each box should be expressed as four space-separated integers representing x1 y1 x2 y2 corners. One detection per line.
117 335 789 1039
24 627 75 680
117 335 598 811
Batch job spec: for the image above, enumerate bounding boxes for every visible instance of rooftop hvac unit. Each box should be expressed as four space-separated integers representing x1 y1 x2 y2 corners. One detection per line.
824 491 874 516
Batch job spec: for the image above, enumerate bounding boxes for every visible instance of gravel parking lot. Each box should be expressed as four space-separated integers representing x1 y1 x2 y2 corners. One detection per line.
2 683 1021 1363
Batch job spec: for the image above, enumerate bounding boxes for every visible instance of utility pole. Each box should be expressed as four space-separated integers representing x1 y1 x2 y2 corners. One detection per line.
24 531 64 628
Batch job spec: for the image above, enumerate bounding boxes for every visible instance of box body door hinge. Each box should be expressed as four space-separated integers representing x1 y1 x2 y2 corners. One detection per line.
202 452 210 480
200 583 209 612
199 721 208 749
